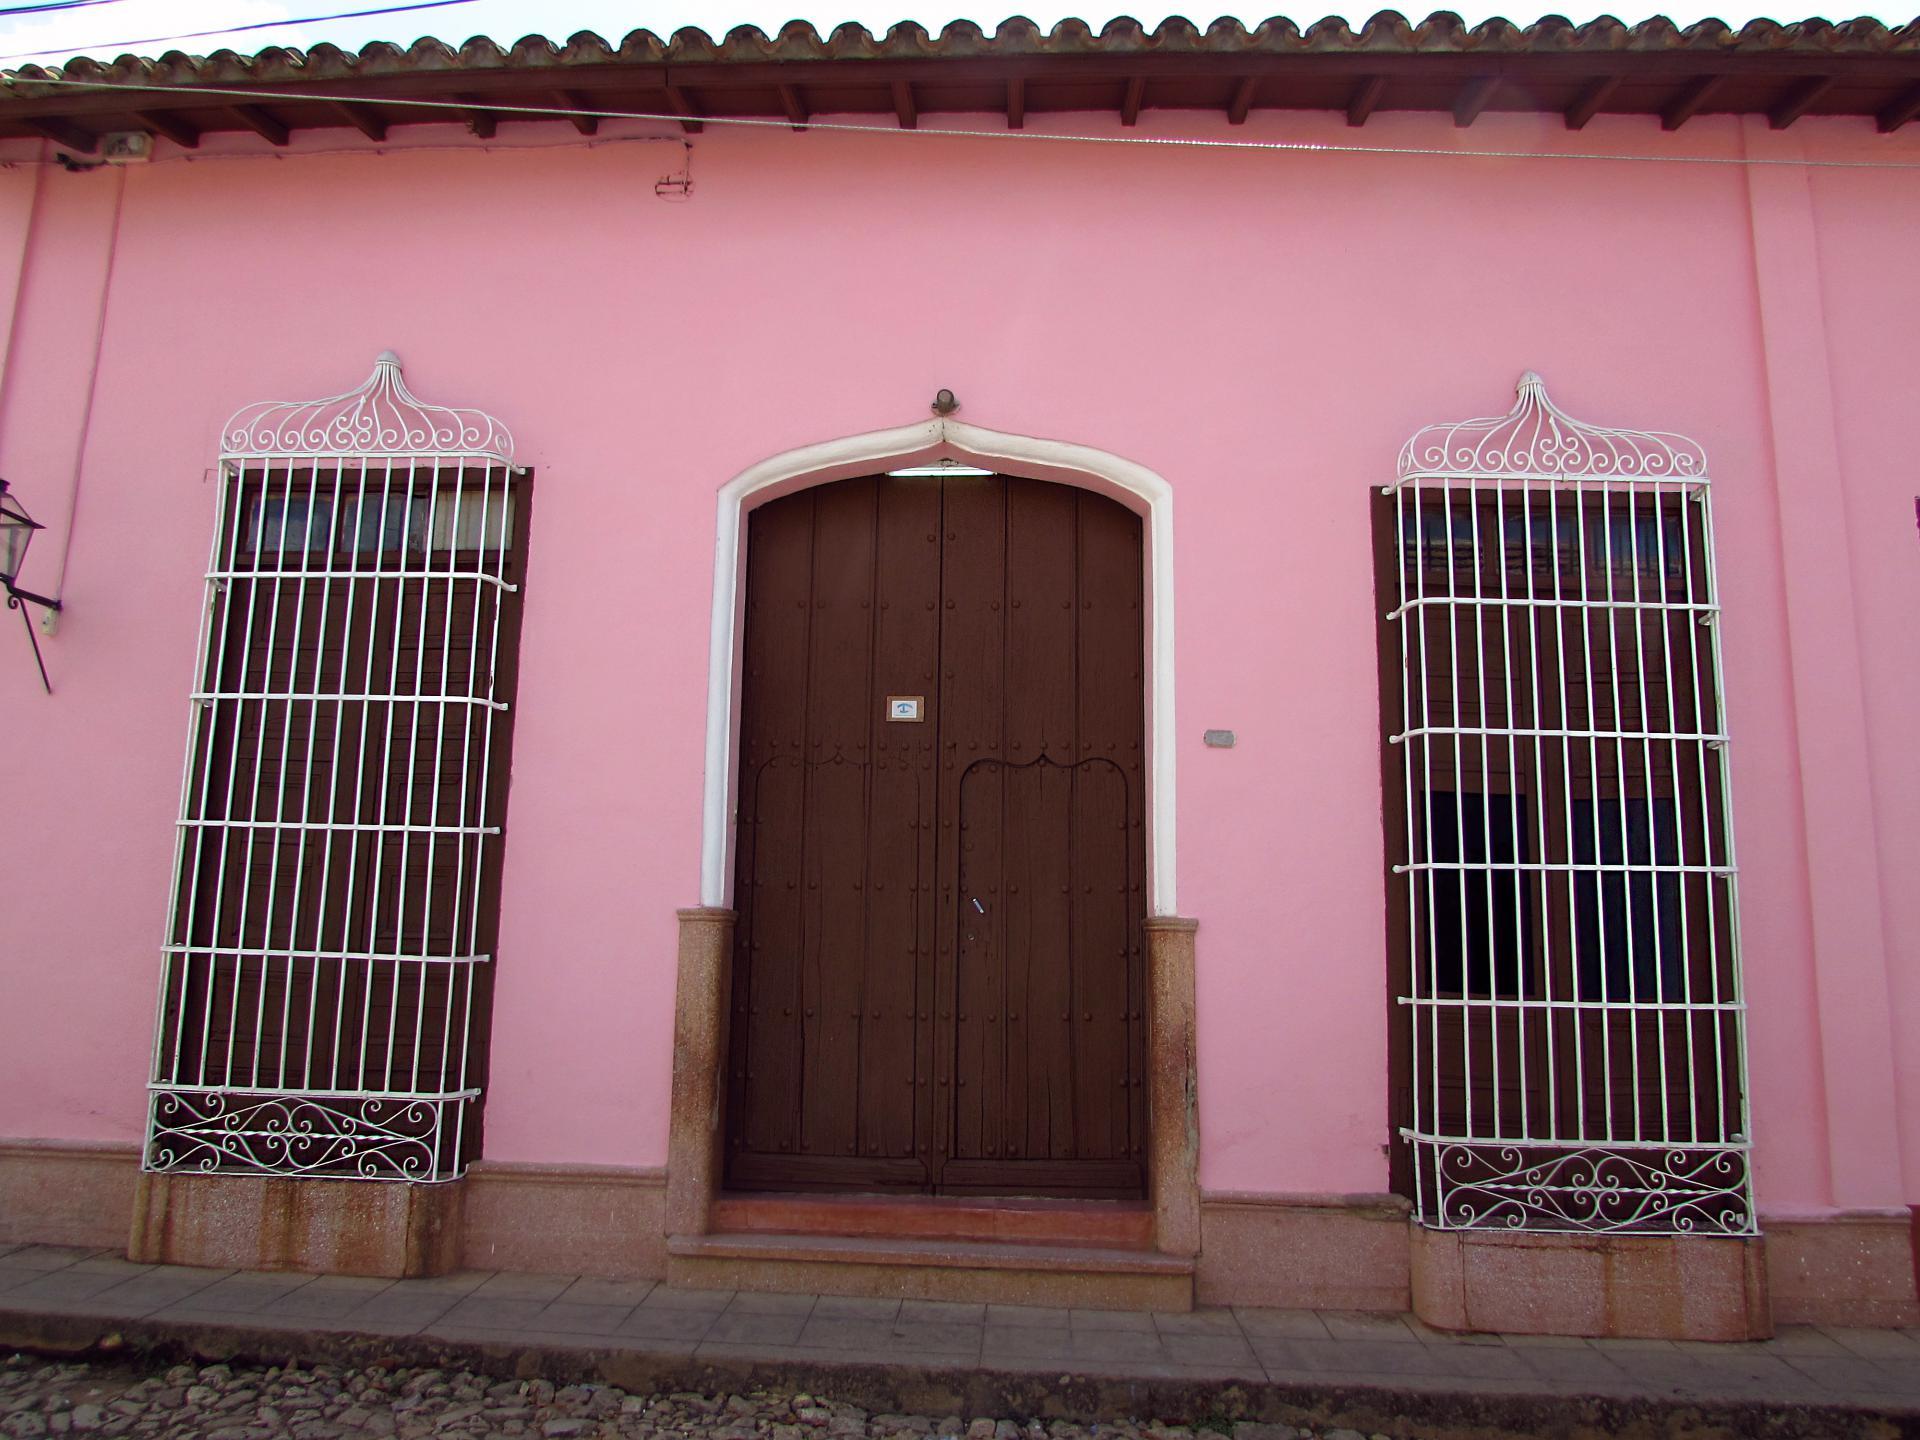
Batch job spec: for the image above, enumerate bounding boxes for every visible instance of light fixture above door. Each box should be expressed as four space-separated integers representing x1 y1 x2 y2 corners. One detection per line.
887 457 994 478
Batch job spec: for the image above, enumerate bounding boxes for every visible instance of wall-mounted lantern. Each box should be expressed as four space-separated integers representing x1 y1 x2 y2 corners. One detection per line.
0 478 61 693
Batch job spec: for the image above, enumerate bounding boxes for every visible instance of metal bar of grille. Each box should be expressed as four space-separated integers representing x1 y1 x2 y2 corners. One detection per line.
146 428 522 1183
172 820 501 835
1385 376 1752 1236
162 946 494 963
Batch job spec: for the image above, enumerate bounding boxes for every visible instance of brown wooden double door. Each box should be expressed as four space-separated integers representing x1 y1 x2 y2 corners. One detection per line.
725 473 1147 1197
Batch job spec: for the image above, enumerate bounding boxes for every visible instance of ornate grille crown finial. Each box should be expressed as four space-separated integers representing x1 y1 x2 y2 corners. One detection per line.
1397 371 1708 487
221 352 515 463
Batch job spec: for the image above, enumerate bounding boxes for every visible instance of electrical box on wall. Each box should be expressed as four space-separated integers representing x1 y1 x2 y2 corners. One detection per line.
99 132 155 164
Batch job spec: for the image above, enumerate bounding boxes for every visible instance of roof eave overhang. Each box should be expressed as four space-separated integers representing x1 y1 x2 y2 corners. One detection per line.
5 11 1919 152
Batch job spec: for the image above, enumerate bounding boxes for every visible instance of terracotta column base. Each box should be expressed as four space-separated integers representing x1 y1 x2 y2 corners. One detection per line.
664 906 737 1240
1410 1221 1771 1340
1145 916 1200 1259
128 1172 463 1278
1764 1207 1920 1327
0 1141 141 1250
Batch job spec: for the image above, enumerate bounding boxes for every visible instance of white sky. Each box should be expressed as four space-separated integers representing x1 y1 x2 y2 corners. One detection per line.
0 0 1909 67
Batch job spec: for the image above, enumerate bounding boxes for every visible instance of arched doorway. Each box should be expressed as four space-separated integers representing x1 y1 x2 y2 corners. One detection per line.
723 470 1148 1197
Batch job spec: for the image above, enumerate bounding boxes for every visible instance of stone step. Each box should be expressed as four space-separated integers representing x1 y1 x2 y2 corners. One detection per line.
709 1193 1154 1249
667 1231 1194 1311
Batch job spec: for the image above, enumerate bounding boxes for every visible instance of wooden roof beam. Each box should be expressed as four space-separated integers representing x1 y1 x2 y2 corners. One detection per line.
1227 75 1258 126
892 79 917 129
1769 74 1834 130
136 110 199 149
1121 74 1145 127
1006 76 1024 130
1453 75 1499 128
1876 82 1920 133
663 84 704 135
1563 74 1620 130
555 89 597 136
457 93 496 138
778 82 808 130
24 116 97 153
231 103 289 146
0 53 1911 129
1347 75 1385 127
4 56 1907 141
1661 74 1726 131
330 100 387 142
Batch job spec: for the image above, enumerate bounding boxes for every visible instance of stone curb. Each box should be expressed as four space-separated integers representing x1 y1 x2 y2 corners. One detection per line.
1 1305 1914 1440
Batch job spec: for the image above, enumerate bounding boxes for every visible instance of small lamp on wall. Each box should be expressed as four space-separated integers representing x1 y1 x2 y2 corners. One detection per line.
0 478 61 693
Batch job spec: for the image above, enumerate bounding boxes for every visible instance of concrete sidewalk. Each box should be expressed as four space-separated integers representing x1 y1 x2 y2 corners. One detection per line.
2 1242 1916 1438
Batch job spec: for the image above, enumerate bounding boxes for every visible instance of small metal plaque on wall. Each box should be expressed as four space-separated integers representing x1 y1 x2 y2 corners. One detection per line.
887 695 924 722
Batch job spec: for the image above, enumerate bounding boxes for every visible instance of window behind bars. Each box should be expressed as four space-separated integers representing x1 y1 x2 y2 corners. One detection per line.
146 357 527 1182
1376 376 1751 1235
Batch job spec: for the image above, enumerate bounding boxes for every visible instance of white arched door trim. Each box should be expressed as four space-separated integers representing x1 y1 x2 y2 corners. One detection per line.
701 416 1177 916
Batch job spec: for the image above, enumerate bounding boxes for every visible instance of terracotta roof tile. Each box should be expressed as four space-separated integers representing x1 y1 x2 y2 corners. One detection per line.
7 12 1919 85
4 12 1917 143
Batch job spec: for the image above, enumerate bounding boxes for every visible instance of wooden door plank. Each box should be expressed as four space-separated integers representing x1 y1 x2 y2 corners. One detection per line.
796 479 881 1163
998 762 1037 1159
956 757 1006 1164
1070 490 1147 1169
730 492 818 1163
863 477 941 1174
1004 479 1079 1163
935 476 1008 1185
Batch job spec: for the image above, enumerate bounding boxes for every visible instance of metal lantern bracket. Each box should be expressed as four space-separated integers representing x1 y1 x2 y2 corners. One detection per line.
6 589 59 693
0 477 62 694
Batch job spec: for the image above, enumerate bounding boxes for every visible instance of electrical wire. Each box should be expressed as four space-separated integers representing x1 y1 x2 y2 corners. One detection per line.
0 129 681 167
8 71 1920 172
0 1 127 17
0 0 474 63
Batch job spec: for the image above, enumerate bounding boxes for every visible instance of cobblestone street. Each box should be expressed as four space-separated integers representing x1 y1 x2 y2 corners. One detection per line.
0 1356 1376 1440
3 1247 1918 1440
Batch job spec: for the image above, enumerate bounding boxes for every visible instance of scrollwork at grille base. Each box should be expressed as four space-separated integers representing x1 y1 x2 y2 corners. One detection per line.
1415 1139 1754 1235
144 1090 473 1182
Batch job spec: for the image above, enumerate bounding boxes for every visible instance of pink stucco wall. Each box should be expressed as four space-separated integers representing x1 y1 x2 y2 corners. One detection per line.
0 106 1912 1215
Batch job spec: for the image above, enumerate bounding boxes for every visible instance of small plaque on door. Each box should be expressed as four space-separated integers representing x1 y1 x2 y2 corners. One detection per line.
886 695 924 722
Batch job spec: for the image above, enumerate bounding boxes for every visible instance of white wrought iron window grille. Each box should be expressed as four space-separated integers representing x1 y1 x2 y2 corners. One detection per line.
145 353 528 1182
1378 372 1752 1235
